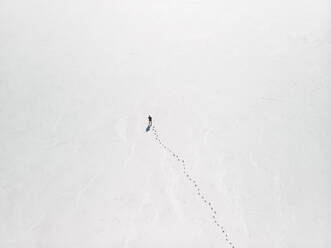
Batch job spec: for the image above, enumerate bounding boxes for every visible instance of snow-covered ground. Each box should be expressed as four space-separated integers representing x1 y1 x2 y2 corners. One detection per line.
0 0 330 247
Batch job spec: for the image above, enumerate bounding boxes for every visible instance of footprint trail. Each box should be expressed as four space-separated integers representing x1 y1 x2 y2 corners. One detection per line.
150 125 236 248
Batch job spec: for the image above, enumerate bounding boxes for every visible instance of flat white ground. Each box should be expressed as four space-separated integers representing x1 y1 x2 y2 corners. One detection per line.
0 0 330 247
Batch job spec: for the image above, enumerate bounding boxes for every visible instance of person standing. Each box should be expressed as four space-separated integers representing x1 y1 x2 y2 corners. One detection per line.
148 115 152 126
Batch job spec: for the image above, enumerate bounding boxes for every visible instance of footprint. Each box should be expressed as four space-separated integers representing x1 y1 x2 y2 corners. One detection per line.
151 126 235 248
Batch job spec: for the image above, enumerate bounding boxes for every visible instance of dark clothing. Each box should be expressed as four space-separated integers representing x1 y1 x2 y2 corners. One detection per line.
148 116 152 126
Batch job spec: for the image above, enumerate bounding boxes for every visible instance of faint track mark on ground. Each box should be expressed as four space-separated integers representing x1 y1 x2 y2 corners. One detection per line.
149 125 236 248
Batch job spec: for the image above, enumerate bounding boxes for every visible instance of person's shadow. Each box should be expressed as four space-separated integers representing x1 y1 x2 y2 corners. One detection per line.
146 124 151 132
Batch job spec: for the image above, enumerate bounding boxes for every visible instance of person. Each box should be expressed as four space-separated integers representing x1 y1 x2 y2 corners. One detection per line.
148 115 152 126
